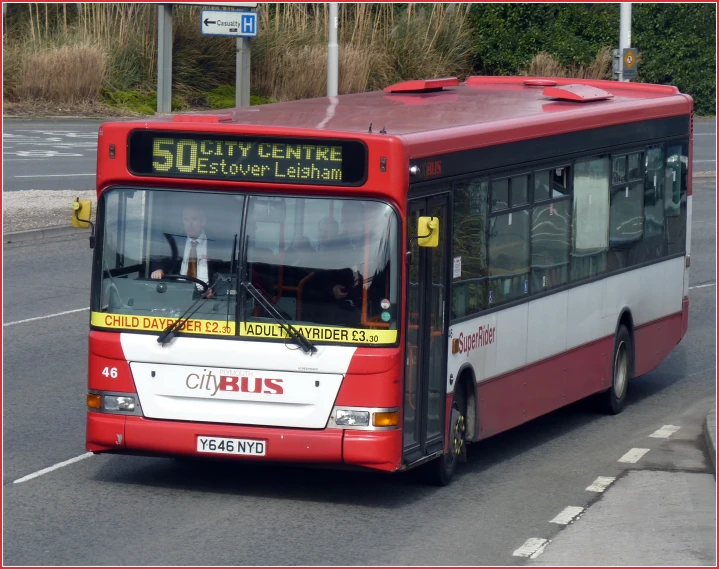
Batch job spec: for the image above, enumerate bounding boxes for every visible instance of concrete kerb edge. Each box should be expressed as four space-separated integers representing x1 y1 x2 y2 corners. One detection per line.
703 407 716 476
3 225 89 244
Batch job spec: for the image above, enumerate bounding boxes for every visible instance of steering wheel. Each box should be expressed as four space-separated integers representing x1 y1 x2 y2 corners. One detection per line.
162 274 210 293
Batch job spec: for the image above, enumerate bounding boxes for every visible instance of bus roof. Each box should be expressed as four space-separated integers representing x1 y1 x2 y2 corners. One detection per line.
142 76 691 159
155 76 688 131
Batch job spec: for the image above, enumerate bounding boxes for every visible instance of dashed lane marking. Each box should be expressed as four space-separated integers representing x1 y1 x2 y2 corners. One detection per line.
649 425 681 439
4 307 89 327
513 538 549 558
549 506 584 525
13 453 94 484
618 448 650 463
689 282 715 290
586 476 616 492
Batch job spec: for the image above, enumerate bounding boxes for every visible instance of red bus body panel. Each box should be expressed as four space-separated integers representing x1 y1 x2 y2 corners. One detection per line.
87 77 691 472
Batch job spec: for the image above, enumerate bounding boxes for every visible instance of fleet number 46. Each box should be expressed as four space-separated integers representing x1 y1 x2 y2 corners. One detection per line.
102 367 118 378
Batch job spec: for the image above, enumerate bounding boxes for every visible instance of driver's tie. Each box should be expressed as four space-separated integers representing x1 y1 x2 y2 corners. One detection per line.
187 240 198 279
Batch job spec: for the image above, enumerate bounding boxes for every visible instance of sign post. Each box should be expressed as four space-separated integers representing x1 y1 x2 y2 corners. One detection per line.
157 4 173 114
200 8 257 107
156 3 257 114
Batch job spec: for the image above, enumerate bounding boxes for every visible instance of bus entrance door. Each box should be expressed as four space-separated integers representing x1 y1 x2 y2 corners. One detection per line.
403 195 449 465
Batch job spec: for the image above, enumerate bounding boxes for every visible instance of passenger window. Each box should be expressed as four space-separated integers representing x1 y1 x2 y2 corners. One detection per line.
643 146 665 250
452 179 488 318
552 166 571 197
613 156 627 185
531 200 570 291
534 170 551 202
666 142 688 255
628 153 642 180
665 144 682 217
571 156 609 281
488 210 530 306
609 182 644 246
511 174 529 206
491 178 509 211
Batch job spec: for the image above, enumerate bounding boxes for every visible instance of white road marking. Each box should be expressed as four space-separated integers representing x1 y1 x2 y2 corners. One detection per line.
4 307 89 327
549 506 584 525
690 282 715 290
13 452 94 484
693 159 716 163
14 173 94 178
649 425 681 438
693 133 716 136
618 448 650 463
513 538 549 558
586 476 616 492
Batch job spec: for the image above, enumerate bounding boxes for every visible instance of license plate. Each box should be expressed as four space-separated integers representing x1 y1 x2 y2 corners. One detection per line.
196 436 266 456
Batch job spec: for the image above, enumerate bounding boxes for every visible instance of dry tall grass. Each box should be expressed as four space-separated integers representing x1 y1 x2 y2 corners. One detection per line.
3 3 474 105
16 42 107 103
526 48 614 80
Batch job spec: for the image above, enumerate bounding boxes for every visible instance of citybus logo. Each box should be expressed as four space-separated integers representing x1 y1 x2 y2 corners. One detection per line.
452 326 496 357
185 370 284 397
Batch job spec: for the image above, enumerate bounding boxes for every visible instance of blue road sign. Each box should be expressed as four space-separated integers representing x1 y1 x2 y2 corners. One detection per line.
201 10 258 38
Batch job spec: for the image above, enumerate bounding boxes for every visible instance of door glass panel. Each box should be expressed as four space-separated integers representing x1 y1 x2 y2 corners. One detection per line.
426 202 446 442
404 207 421 448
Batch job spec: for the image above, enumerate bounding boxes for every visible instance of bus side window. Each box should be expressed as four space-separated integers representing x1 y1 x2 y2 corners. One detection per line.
452 178 488 318
487 209 530 306
531 200 570 291
666 142 688 255
571 156 609 281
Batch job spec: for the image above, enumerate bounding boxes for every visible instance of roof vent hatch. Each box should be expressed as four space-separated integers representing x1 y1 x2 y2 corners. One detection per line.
384 77 459 93
542 84 614 102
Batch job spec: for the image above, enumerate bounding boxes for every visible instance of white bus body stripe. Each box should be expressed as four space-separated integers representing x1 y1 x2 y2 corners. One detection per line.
447 257 684 390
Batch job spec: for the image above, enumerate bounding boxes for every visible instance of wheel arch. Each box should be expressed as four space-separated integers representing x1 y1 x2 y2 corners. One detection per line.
454 362 479 442
615 307 635 379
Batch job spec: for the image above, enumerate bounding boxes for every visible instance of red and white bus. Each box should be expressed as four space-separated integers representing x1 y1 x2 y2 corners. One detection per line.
82 76 692 484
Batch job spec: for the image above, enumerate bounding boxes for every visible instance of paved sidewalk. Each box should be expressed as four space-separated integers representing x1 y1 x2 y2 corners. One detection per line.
531 470 717 566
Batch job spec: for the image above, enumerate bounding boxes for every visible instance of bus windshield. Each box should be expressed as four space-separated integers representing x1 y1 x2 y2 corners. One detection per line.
93 189 400 345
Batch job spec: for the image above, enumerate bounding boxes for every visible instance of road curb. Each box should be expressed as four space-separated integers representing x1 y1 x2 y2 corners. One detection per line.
703 407 716 475
3 225 89 244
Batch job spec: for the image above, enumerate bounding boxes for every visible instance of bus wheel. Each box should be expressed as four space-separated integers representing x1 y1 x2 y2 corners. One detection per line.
600 325 631 415
424 387 466 486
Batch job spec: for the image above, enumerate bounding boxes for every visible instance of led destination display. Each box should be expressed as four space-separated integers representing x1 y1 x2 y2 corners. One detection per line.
128 131 367 185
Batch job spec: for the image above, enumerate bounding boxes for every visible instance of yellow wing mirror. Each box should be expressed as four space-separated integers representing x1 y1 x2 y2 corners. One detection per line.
417 216 439 248
72 198 92 228
72 197 96 248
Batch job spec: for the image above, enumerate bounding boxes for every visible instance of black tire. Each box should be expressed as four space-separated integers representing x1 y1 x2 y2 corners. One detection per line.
422 385 467 486
599 324 632 415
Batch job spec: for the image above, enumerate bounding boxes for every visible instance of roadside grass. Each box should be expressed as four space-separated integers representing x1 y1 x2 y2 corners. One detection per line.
525 48 614 80
3 3 474 114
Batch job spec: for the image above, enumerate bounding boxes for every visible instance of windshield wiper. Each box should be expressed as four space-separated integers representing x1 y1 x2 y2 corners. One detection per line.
240 280 317 354
157 277 229 346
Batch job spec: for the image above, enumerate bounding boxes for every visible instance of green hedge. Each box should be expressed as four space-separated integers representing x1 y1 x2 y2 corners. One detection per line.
469 3 716 115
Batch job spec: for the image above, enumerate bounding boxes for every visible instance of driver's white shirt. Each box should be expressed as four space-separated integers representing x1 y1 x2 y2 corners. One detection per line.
180 231 209 286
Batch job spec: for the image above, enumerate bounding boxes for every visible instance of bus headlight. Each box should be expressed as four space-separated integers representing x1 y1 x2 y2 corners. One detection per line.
328 406 399 430
335 409 370 426
103 395 136 411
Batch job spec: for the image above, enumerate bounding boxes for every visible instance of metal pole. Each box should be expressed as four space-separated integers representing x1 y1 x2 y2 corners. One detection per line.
327 3 338 97
618 3 632 82
157 4 173 113
236 36 251 107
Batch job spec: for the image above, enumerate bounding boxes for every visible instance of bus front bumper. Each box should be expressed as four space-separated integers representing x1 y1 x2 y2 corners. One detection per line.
86 413 402 472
